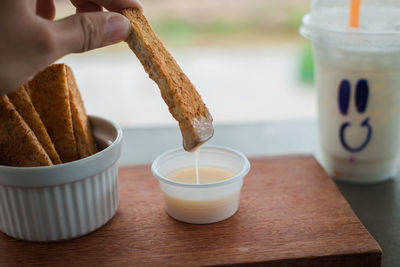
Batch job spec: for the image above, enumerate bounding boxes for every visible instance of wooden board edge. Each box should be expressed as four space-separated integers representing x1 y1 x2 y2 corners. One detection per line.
225 251 381 267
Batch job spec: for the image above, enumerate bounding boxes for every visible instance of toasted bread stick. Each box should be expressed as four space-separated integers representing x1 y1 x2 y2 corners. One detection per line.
27 64 78 163
8 86 62 164
0 95 52 167
66 66 98 158
122 8 214 151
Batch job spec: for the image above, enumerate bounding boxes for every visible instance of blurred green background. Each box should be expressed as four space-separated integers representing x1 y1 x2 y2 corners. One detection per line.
56 0 315 127
57 0 310 46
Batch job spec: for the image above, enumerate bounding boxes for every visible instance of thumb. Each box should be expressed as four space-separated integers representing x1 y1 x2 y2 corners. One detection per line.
52 12 130 56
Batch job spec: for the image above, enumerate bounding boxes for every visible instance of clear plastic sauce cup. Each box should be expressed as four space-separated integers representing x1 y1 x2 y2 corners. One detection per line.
151 146 250 224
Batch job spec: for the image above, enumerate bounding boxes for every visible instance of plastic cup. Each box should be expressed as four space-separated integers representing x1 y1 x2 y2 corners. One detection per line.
151 146 250 224
300 0 400 183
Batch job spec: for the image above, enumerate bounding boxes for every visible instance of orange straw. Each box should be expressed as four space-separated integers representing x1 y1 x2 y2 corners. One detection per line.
349 0 361 28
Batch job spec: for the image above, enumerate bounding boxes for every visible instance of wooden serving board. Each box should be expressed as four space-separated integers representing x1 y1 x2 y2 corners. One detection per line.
0 155 381 266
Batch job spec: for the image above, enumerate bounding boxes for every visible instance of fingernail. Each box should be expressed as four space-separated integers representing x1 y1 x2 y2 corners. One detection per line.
134 0 144 11
105 14 130 44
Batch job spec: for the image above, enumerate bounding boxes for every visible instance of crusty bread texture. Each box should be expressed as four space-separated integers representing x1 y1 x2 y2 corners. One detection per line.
66 66 98 158
0 64 97 167
8 86 62 164
122 8 214 151
0 95 52 167
27 64 78 163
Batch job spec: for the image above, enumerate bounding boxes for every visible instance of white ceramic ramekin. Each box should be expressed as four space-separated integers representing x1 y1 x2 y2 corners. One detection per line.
0 116 122 242
152 146 250 224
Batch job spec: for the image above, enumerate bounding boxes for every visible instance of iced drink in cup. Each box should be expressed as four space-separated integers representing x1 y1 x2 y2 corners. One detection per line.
300 0 400 183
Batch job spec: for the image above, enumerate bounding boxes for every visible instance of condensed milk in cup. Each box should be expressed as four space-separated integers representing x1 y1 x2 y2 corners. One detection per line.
152 146 250 224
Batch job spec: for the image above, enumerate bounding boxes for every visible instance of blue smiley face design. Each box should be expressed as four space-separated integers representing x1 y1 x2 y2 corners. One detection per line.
338 79 372 153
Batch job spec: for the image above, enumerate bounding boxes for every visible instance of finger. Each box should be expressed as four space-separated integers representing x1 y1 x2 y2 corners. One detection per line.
36 0 56 20
76 2 103 13
70 0 143 12
51 11 130 56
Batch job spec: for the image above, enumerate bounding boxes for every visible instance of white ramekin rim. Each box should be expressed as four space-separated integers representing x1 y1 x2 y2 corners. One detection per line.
0 115 123 187
151 145 251 189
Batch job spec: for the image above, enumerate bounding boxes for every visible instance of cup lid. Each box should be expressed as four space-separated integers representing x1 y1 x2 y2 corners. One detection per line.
300 0 400 50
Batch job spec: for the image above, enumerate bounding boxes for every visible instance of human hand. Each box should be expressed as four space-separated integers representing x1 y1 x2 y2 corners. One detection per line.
0 0 142 95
